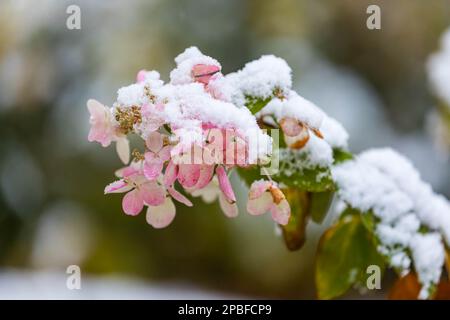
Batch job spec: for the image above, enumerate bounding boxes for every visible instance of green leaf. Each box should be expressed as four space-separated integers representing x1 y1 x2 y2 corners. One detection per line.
237 166 263 187
360 210 378 234
333 148 353 164
238 165 335 193
275 166 335 192
316 213 385 300
310 191 334 224
245 96 271 115
280 188 310 251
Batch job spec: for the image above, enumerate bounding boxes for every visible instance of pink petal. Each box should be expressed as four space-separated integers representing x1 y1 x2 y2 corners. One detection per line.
88 125 112 147
116 165 140 178
158 145 172 162
87 99 105 119
192 64 221 85
144 151 157 163
270 199 291 225
178 164 201 188
224 130 247 166
87 99 113 147
143 162 163 180
163 160 178 187
146 131 163 153
284 123 310 149
203 128 224 165
216 166 236 202
140 182 166 206
104 180 132 194
136 69 147 83
140 103 152 116
146 197 176 229
192 165 215 190
122 189 144 216
279 118 302 137
168 187 193 207
247 191 273 216
219 193 238 218
155 103 164 112
248 180 271 200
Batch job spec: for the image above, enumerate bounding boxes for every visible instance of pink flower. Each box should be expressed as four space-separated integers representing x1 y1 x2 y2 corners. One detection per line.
87 99 117 147
143 132 171 180
141 103 165 132
279 117 324 149
247 180 291 225
104 165 165 216
163 161 193 207
136 69 147 83
279 117 310 149
192 64 221 85
175 161 215 188
164 160 213 207
189 177 238 218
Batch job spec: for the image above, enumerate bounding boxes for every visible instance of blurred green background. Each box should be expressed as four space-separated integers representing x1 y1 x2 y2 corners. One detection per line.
0 0 449 299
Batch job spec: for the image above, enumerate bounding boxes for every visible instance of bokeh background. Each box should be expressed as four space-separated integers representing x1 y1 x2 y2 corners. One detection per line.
0 0 449 299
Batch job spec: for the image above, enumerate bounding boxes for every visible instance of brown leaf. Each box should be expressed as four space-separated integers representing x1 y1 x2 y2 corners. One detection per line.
434 281 450 300
389 273 450 300
389 273 421 300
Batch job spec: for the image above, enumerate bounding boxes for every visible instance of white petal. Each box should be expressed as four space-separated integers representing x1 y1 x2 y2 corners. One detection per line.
116 137 130 164
270 199 291 225
146 197 176 228
247 191 273 216
219 194 238 218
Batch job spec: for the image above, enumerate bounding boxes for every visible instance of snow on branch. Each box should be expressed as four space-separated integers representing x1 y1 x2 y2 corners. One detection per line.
333 148 450 298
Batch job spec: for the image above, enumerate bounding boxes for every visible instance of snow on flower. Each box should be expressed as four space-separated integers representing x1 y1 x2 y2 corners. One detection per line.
86 46 360 230
227 54 292 105
88 47 301 228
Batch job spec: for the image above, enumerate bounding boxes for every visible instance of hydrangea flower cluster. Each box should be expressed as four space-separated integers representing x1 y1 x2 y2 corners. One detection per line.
87 47 450 299
87 47 304 228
